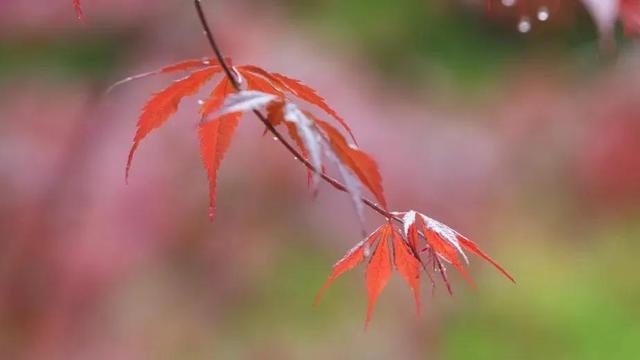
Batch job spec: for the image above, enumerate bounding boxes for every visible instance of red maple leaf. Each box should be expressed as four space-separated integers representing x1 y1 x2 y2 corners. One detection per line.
315 212 514 327
110 54 514 326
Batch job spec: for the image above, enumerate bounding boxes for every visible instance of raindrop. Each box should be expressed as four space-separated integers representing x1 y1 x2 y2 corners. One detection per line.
197 99 205 105
202 59 211 65
537 6 550 21
502 0 516 7
517 16 531 33
273 137 278 141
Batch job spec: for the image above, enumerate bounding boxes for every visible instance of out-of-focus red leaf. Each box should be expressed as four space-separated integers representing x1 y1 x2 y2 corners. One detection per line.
391 229 421 315
126 67 220 180
365 225 392 328
73 0 83 20
620 0 640 35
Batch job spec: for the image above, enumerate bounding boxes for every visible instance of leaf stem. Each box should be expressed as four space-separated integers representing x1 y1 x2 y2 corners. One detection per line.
193 0 402 225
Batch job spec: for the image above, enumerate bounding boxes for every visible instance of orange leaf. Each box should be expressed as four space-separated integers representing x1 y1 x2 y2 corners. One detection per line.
418 220 476 288
109 59 225 92
265 100 285 128
458 236 516 283
315 119 387 209
240 69 284 97
239 65 357 143
392 229 421 316
200 78 231 118
198 112 241 220
314 226 384 305
271 72 357 144
365 225 392 328
126 67 220 180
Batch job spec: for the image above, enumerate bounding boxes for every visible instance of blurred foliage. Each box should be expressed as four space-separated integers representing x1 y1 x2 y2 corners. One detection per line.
280 0 626 91
441 216 640 360
0 33 124 82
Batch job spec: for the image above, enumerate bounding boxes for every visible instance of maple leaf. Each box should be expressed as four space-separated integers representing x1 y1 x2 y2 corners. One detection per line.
315 212 514 326
126 67 222 180
400 210 515 289
116 58 371 223
314 223 423 327
197 78 240 220
215 90 279 116
108 58 224 93
313 117 386 210
237 65 357 144
213 88 384 227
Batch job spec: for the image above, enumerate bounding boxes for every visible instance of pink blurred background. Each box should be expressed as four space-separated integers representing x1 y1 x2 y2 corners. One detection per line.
1 1 639 359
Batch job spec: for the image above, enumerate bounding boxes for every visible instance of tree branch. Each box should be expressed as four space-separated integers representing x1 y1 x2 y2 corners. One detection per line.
193 0 401 224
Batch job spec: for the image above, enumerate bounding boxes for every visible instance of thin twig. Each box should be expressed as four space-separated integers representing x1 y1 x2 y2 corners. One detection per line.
193 0 403 224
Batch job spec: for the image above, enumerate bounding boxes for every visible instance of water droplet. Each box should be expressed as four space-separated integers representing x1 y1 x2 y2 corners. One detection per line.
537 6 549 22
202 59 211 65
501 0 516 7
197 99 205 105
273 137 278 141
364 245 371 258
293 157 298 161
517 16 531 33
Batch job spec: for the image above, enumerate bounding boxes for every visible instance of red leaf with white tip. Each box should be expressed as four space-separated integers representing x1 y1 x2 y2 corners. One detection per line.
266 102 314 183
315 118 387 209
271 72 357 144
283 104 324 190
238 65 357 143
216 90 278 117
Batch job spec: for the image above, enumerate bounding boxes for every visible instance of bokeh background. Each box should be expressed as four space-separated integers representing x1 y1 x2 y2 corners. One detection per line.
1 0 639 359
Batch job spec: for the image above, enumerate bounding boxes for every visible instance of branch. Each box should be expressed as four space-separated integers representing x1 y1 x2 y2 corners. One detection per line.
193 0 401 224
